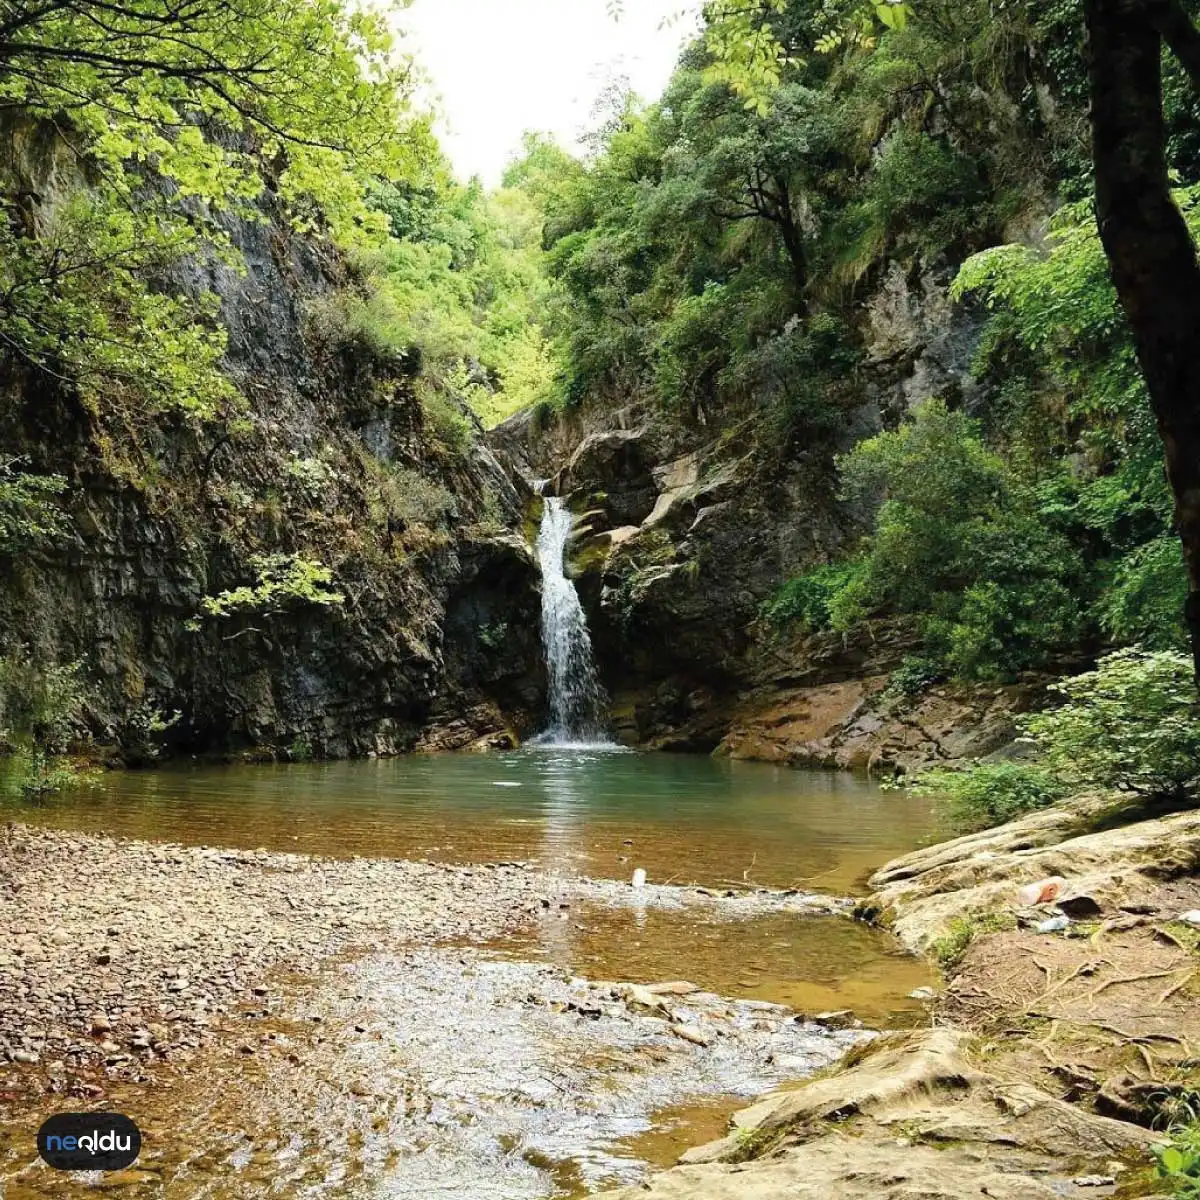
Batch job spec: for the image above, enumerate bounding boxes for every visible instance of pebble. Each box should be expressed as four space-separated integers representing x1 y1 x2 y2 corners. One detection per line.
1180 910 1200 927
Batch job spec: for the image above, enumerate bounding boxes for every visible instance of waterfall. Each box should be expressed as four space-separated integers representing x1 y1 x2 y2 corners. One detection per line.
533 496 609 746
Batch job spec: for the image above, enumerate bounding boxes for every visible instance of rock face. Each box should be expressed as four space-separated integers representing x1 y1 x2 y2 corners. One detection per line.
717 668 1039 775
0 130 545 759
491 270 1005 761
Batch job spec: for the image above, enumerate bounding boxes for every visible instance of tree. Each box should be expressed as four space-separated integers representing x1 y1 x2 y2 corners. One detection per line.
1083 0 1200 681
700 0 1200 682
0 0 431 412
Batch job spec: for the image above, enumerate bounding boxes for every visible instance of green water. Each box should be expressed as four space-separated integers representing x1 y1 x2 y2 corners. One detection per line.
22 749 934 893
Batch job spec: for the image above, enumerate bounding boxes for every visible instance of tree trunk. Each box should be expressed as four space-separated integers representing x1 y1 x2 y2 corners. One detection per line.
1085 0 1200 680
772 177 809 314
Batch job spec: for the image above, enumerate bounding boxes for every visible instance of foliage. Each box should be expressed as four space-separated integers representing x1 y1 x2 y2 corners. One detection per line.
882 656 944 700
931 917 977 970
1101 536 1191 651
194 554 344 622
0 0 432 417
1022 649 1200 800
0 459 68 554
913 761 1069 831
0 652 91 798
0 747 94 800
0 653 87 756
329 156 564 431
762 560 867 631
786 401 1084 678
379 467 457 529
1156 1120 1200 1197
930 910 1015 970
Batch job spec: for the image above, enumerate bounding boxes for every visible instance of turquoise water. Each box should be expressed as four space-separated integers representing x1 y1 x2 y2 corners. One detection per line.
22 749 934 892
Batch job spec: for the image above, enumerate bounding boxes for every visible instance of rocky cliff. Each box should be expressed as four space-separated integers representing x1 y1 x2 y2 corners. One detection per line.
0 129 546 762
491 267 1014 769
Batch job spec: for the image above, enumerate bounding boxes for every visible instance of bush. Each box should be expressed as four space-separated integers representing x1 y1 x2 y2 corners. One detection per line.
1022 648 1200 800
1156 1119 1200 1198
1101 535 1191 651
831 400 1085 680
0 747 93 800
762 561 869 632
913 761 1069 831
383 467 457 528
420 385 474 456
882 656 945 700
0 653 86 756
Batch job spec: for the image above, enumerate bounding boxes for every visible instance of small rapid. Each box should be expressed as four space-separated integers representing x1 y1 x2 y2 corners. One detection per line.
533 496 611 746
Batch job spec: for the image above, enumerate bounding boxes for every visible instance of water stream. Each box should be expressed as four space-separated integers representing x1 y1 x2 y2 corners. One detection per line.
534 497 609 746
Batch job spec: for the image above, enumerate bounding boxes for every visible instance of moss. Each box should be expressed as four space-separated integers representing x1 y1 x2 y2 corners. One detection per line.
931 910 1017 971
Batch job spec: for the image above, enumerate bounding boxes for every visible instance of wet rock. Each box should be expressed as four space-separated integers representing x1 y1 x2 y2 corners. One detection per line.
620 985 672 1016
810 1010 856 1030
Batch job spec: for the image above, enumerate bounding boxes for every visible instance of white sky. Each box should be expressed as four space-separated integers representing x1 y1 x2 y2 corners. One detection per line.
399 0 703 186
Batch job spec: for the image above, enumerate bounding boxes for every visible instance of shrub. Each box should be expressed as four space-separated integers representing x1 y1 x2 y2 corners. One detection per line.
831 400 1085 679
0 459 68 554
383 468 457 528
762 561 869 632
913 761 1069 831
0 653 86 756
1022 648 1200 800
193 555 344 622
1101 535 1191 651
0 748 92 800
882 656 945 700
420 385 474 456
1156 1120 1200 1198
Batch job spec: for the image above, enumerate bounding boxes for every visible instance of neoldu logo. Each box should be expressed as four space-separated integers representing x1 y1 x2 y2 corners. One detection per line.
38 1113 141 1171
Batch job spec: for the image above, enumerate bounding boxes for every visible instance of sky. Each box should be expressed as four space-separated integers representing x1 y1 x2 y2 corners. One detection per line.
400 0 703 186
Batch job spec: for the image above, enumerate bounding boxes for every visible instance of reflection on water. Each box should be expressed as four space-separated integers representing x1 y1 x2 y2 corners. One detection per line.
24 750 935 893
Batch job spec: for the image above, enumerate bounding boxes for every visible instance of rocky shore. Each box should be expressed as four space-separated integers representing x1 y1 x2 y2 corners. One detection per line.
0 823 850 1098
601 796 1200 1199
0 823 553 1090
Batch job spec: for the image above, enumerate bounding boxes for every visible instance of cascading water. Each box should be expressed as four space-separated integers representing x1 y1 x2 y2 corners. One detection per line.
533 496 610 746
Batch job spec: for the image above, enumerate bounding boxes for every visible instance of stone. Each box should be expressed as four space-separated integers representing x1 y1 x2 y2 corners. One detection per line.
811 1010 856 1030
10 1049 39 1064
1180 910 1200 927
621 985 671 1016
673 1025 711 1047
1072 1177 1116 1188
646 981 701 996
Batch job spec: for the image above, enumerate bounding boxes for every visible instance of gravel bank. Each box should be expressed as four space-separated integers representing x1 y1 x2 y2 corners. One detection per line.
0 823 853 1095
0 823 549 1087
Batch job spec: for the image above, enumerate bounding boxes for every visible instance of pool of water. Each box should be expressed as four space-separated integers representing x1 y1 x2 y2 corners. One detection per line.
23 749 935 894
5 750 939 1197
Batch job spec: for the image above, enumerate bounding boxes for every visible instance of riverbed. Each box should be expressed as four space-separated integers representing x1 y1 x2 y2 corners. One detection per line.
0 751 936 1197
